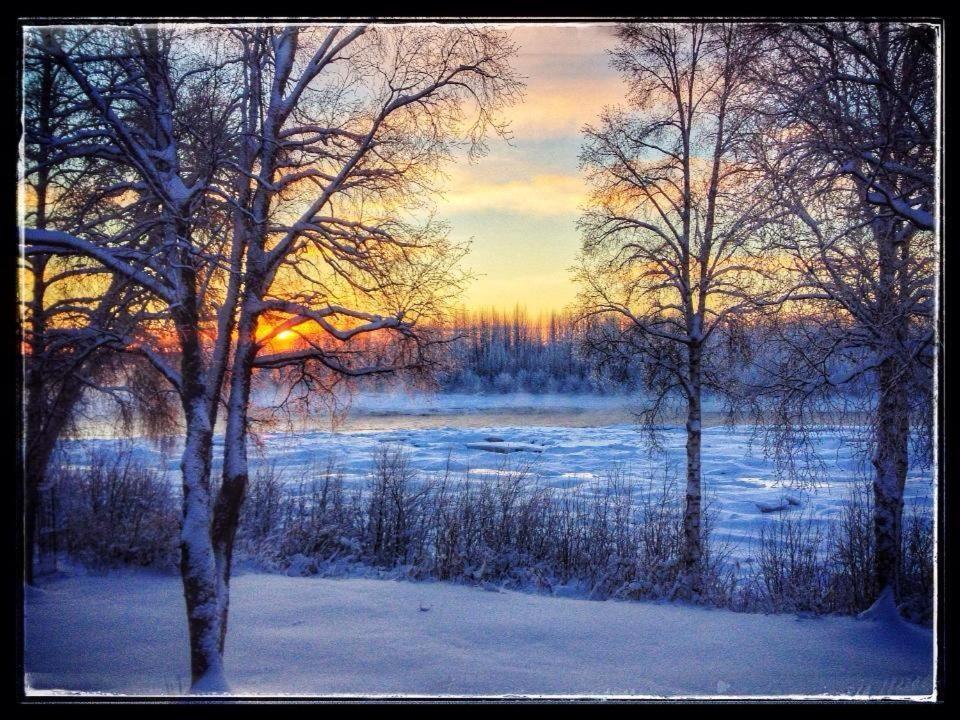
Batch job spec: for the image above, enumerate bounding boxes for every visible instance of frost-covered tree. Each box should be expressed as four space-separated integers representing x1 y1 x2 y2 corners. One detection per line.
22 25 246 689
750 21 937 604
211 25 519 661
575 23 772 597
20 23 519 691
439 308 599 393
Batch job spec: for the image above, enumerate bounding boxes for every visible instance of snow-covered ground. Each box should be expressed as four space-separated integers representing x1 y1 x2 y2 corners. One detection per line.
60 401 934 563
24 571 934 698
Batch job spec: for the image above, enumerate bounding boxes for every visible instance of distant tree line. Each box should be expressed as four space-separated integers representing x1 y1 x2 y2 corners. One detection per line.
340 306 901 401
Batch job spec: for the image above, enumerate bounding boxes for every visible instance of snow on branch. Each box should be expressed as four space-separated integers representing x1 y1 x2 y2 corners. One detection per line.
22 228 176 304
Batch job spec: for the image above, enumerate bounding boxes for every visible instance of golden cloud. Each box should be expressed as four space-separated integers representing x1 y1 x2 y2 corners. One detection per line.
440 173 587 217
506 74 625 138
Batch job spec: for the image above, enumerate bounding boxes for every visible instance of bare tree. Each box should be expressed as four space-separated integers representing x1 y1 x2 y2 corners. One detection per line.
22 25 243 689
20 35 178 583
575 23 772 598
211 24 520 655
756 22 935 231
750 21 937 605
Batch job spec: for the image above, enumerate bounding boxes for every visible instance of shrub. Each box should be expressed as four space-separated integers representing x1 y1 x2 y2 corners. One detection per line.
41 444 933 624
47 447 180 570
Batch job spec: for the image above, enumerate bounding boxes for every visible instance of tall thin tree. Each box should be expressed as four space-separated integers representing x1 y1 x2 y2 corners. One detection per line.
576 23 770 596
751 21 937 604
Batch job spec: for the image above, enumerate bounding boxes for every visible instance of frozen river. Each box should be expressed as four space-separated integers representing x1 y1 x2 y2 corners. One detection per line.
61 392 935 561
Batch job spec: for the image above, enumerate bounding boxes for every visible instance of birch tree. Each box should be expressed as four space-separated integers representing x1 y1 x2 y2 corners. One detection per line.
20 23 519 690
575 23 770 597
211 25 520 654
21 25 243 689
751 21 937 605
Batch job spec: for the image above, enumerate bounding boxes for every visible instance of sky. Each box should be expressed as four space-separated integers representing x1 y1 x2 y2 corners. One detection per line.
21 24 625 320
437 24 624 317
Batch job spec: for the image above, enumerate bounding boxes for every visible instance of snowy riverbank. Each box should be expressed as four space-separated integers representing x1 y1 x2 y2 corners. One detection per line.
24 571 934 698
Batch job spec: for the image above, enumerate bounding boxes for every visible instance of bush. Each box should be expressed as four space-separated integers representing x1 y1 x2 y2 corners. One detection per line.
41 445 933 623
47 447 180 570
235 450 736 606
735 480 934 624
826 479 875 612
900 506 934 624
747 511 830 614
237 459 360 571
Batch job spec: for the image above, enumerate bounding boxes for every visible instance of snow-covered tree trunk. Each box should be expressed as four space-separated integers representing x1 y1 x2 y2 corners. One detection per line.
21 26 240 691
170 211 226 690
178 394 224 690
211 40 272 646
212 299 259 654
873 353 909 597
176 306 226 691
871 218 911 599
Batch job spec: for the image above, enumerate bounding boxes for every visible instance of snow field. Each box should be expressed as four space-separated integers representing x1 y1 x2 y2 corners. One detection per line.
24 571 934 698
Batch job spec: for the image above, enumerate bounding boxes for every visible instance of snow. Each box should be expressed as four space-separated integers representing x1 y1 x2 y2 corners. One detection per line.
24 571 934 698
859 587 906 624
464 440 544 453
33 396 937 698
189 668 230 695
59 411 934 563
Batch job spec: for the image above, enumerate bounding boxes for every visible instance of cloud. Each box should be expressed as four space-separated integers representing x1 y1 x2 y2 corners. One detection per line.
506 76 625 138
440 173 586 217
501 25 626 138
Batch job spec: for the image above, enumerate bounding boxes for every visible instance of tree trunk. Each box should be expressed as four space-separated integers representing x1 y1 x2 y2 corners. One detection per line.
210 93 273 651
212 307 258 655
870 218 911 604
24 53 51 580
678 340 703 598
173 251 227 692
179 395 227 692
24 252 47 586
872 353 909 600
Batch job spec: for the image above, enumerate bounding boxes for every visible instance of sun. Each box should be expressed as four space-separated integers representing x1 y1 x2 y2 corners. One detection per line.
275 329 297 342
